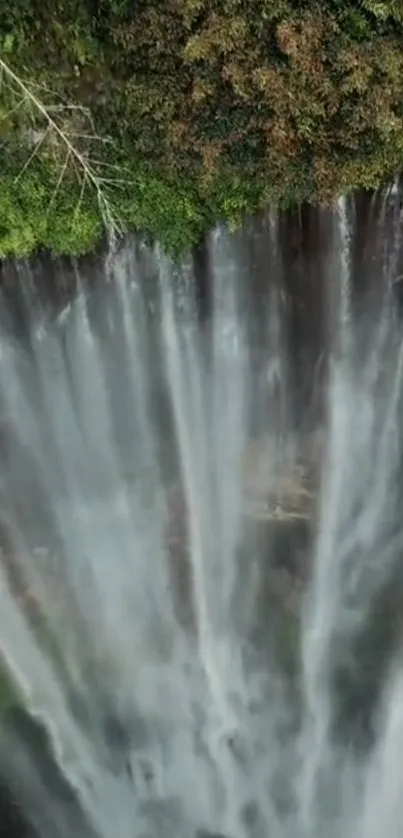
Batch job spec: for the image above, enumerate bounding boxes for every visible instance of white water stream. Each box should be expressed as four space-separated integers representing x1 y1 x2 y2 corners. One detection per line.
0 204 402 838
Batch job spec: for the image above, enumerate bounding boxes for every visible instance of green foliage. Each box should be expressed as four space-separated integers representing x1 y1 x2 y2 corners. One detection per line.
362 0 403 22
1 0 403 258
0 156 103 258
118 169 206 257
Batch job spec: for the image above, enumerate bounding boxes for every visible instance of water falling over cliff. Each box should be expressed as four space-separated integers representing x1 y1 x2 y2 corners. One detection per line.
0 191 403 838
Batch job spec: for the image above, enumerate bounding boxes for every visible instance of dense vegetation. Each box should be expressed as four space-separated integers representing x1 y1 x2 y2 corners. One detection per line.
1 0 403 257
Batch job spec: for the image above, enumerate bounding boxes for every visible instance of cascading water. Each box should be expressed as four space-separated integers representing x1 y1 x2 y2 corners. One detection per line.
0 195 403 838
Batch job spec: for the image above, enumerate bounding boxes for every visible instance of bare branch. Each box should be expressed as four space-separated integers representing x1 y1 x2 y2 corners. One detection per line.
0 58 124 239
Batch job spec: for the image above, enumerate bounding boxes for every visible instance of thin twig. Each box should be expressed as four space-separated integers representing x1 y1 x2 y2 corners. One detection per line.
46 104 92 113
46 148 72 216
86 158 124 170
73 172 88 221
0 96 28 122
64 133 114 144
14 126 50 183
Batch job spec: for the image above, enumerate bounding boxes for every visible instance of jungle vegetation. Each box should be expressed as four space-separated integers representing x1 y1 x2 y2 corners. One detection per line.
1 0 403 258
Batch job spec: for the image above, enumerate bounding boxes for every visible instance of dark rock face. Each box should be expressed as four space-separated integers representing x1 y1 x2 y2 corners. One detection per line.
0 709 95 838
1 708 78 804
0 782 35 838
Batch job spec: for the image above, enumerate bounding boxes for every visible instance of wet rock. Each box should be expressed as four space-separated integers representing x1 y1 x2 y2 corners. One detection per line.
0 708 77 804
0 781 35 838
0 708 96 838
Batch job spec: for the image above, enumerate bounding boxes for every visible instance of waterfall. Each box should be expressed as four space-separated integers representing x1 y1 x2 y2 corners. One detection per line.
0 193 403 838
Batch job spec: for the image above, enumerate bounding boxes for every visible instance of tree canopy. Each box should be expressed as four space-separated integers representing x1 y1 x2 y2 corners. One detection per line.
1 0 403 257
